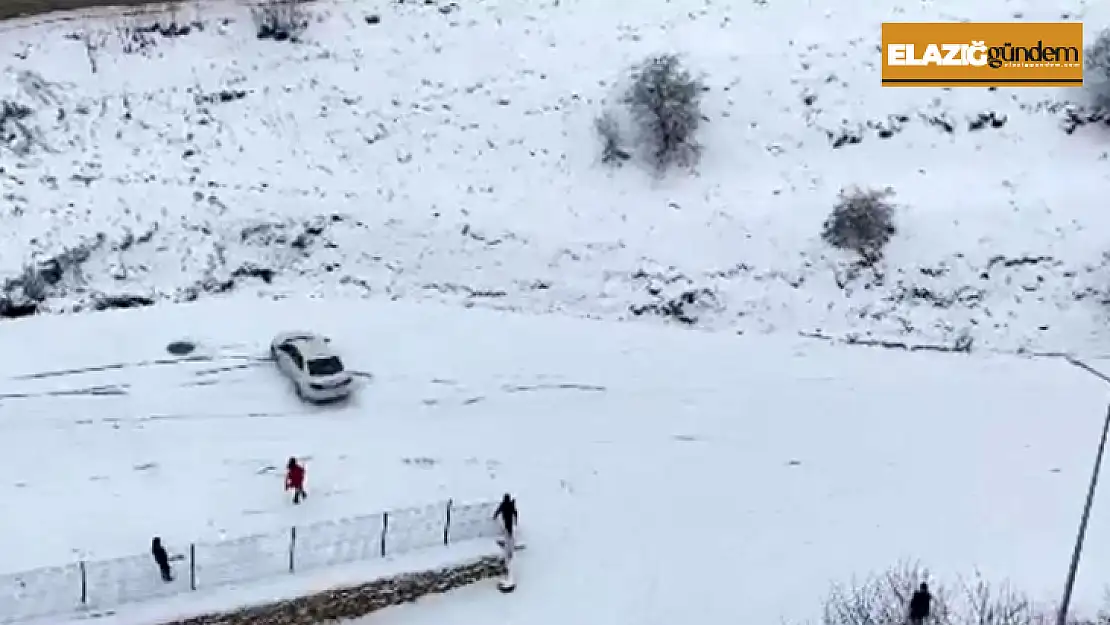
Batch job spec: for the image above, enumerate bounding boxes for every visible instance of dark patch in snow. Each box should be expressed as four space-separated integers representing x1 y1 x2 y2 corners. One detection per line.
91 294 155 311
968 111 1008 131
501 383 606 393
629 269 720 325
166 341 197 356
1060 105 1110 135
193 89 249 106
231 264 275 284
820 109 1006 148
0 100 35 155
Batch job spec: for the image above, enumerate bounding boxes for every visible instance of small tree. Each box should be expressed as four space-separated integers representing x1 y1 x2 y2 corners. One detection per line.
252 0 308 42
624 53 704 173
1086 29 1110 106
821 186 898 263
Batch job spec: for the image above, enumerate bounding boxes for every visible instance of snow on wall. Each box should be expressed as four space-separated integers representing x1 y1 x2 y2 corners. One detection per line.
158 555 507 625
0 498 501 624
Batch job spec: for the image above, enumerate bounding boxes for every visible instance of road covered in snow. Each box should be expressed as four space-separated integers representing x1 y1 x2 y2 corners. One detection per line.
2 295 1109 623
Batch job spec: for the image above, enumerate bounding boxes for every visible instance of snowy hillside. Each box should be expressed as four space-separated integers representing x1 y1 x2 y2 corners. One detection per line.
2 294 1109 624
3 0 1110 353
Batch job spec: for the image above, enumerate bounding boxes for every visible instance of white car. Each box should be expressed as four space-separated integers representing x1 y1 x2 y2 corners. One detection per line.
270 332 354 402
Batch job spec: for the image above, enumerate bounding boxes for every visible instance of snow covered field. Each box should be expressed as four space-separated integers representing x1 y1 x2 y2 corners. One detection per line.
3 295 1110 623
2 0 1110 353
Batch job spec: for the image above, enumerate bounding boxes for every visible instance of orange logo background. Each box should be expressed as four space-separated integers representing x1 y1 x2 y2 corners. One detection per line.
881 22 1083 87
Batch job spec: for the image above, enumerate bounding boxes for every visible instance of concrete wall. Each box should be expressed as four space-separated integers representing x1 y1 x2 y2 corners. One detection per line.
162 556 507 625
0 0 176 21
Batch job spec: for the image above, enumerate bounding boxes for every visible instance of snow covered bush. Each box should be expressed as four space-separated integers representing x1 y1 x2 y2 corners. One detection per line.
623 54 704 172
595 111 630 165
957 575 1038 625
1086 29 1110 106
822 562 953 625
252 0 309 42
821 186 897 263
819 564 1110 625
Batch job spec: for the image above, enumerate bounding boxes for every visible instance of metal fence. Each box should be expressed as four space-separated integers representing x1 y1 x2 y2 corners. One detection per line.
0 497 502 624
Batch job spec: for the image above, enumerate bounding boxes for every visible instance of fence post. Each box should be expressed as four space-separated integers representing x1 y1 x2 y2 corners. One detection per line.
189 543 196 591
443 499 453 546
380 512 389 557
288 526 296 573
79 561 87 605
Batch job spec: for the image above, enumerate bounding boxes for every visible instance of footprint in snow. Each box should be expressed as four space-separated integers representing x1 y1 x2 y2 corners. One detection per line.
133 462 158 471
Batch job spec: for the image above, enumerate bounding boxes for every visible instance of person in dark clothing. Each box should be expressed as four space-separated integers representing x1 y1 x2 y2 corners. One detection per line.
285 457 307 504
908 582 932 625
151 537 173 582
492 493 518 537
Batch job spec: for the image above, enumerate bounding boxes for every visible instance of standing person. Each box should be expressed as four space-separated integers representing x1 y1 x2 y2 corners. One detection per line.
908 581 932 625
285 457 307 504
493 493 518 538
151 537 173 582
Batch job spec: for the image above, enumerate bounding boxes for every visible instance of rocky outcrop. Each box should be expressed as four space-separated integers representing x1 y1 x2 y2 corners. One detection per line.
161 556 505 625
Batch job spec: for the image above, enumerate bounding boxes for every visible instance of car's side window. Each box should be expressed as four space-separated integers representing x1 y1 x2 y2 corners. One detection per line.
290 348 304 370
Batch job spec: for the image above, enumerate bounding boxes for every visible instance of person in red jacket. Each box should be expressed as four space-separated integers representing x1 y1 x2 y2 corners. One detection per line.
285 457 307 504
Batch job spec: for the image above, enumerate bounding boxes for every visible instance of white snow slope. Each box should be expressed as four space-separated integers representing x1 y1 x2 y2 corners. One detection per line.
2 0 1110 354
2 295 1110 625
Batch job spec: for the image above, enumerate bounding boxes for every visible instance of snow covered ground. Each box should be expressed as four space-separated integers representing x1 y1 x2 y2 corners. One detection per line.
3 0 1110 353
5 0 1110 622
3 294 1110 624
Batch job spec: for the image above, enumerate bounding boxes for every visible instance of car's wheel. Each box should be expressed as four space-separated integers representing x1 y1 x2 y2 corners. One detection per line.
294 382 305 399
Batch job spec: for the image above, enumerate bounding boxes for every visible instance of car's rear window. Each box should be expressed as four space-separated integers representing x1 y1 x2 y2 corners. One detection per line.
307 356 344 376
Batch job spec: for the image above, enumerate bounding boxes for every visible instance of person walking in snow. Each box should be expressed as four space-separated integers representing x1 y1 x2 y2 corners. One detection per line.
285 457 307 504
493 493 518 538
151 537 173 582
908 582 932 625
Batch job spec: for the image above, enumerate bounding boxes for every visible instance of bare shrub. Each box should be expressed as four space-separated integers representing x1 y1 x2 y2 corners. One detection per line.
821 186 897 263
1086 29 1110 107
595 111 630 165
822 561 953 625
252 0 309 42
817 565 1110 625
0 100 35 155
952 574 1039 625
623 53 704 173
